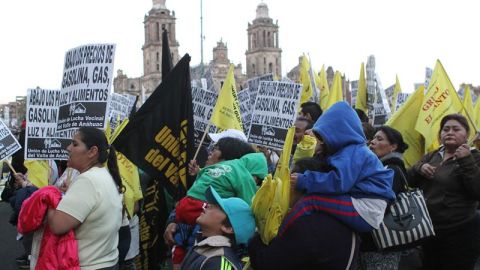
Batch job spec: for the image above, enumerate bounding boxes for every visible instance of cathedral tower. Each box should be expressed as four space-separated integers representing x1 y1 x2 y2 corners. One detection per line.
142 0 180 93
245 3 282 78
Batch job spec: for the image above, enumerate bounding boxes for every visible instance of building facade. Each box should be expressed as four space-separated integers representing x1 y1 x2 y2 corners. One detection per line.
113 0 179 103
245 3 282 79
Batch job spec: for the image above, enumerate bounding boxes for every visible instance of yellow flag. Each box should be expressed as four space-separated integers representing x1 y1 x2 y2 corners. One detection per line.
386 86 425 167
474 98 480 132
109 118 143 217
391 75 402 112
415 60 465 152
210 64 243 131
355 63 367 114
24 160 50 188
252 127 294 244
325 71 344 110
462 85 475 122
460 85 478 141
299 55 313 104
316 65 330 110
117 151 143 217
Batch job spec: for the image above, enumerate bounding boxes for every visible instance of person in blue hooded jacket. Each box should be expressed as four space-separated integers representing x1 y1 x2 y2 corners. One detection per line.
290 101 395 233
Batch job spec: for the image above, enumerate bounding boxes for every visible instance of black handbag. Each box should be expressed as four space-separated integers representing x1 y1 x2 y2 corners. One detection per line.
1 174 15 202
371 166 435 250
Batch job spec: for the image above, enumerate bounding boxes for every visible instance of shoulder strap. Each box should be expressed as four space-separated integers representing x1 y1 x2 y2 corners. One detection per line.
345 232 356 270
387 164 410 190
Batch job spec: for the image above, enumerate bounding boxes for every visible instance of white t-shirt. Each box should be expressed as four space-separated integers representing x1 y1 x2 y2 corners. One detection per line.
57 166 122 270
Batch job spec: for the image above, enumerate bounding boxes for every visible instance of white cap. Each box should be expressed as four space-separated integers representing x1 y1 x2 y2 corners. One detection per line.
208 129 247 143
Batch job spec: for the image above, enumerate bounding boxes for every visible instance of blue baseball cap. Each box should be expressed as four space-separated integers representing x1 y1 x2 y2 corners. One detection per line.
205 186 256 246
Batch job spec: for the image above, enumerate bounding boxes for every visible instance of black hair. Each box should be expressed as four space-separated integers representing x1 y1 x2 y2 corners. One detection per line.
300 102 323 122
362 122 375 142
355 108 369 123
439 114 470 136
292 157 334 174
77 127 124 193
376 126 409 153
215 137 255 161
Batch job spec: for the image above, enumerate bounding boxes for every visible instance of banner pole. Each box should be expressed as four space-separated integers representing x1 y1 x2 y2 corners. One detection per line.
5 160 17 174
193 122 211 161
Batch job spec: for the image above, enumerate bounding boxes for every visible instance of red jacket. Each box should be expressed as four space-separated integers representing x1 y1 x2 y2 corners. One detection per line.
18 186 80 270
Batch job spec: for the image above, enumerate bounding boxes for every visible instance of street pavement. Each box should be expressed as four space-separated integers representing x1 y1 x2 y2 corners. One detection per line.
0 200 25 270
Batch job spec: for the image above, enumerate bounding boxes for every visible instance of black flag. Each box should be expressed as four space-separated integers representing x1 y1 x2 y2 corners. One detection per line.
113 54 195 269
162 29 173 80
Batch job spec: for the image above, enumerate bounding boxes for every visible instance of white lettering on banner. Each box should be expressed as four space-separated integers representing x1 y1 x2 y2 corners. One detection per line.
57 43 116 131
0 119 21 160
25 88 70 160
248 81 302 150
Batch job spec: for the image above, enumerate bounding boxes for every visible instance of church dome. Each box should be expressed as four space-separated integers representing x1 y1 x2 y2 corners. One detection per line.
256 3 269 19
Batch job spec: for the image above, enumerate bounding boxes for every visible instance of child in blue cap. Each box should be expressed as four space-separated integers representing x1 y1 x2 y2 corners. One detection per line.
180 186 256 270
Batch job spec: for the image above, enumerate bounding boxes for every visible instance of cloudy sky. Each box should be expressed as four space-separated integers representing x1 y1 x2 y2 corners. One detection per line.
1 0 479 103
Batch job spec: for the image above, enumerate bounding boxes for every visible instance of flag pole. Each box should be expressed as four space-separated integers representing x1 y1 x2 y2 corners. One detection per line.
5 160 16 174
193 122 211 160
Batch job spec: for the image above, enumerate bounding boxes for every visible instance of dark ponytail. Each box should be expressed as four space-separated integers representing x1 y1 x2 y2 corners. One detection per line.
77 127 124 193
107 145 124 193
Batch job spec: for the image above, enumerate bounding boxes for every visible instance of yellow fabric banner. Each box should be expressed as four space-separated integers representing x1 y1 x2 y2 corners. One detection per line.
386 86 425 167
325 71 344 110
317 65 330 110
355 63 368 114
24 160 50 188
391 75 402 113
210 64 243 131
299 55 313 105
252 127 294 244
415 60 466 152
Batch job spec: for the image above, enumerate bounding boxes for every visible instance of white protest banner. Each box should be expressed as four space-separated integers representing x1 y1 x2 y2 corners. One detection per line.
0 119 21 161
246 73 274 108
248 81 302 150
25 88 71 160
107 93 137 131
192 86 218 145
237 89 252 134
57 43 116 131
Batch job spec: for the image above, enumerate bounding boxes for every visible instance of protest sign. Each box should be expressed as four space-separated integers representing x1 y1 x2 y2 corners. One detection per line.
25 88 71 160
107 93 137 131
57 44 116 131
191 86 218 145
395 93 410 110
0 119 21 161
237 89 252 134
248 81 302 150
246 73 274 108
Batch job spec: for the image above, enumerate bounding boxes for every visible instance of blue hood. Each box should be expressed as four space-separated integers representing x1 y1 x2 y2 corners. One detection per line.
313 101 366 153
297 101 395 201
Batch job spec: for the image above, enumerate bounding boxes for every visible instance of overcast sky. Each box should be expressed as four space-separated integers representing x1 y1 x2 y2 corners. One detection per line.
1 0 479 103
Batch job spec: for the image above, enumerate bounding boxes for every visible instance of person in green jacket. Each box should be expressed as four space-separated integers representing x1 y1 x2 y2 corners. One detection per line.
167 137 268 267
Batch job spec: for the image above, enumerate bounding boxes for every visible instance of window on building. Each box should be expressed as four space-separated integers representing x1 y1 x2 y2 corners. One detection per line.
263 30 266 47
155 22 160 41
131 84 135 90
264 57 266 64
156 64 160 71
269 63 273 73
267 32 271 47
253 33 256 48
156 52 159 61
252 64 256 76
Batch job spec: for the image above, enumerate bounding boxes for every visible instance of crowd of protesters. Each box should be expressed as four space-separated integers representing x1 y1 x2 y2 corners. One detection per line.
2 101 480 270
